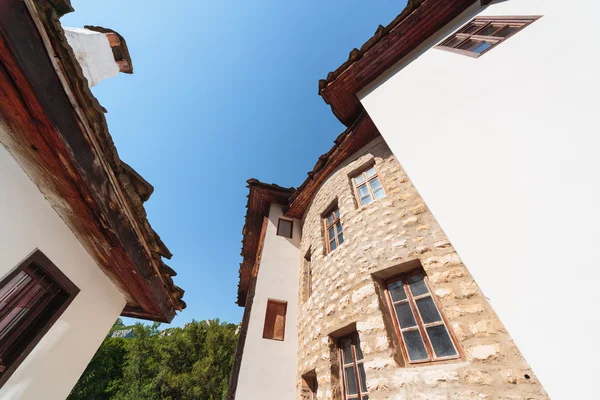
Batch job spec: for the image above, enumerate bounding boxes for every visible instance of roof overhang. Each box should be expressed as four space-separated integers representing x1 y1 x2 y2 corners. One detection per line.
0 0 184 322
319 0 478 126
285 112 380 219
237 180 293 306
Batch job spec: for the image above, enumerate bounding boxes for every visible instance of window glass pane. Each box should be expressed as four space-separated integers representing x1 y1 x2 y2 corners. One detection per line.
354 174 365 185
461 22 483 34
477 23 501 36
341 338 353 364
337 232 344 245
442 36 465 48
329 239 337 252
360 196 372 206
373 188 386 200
335 221 343 233
362 396 369 400
365 167 376 178
277 219 293 238
416 297 442 324
394 302 417 328
344 366 358 395
358 185 370 198
496 25 520 37
354 336 364 360
334 209 340 219
402 330 429 361
388 280 407 302
369 177 382 191
427 325 457 358
358 363 367 392
327 214 334 226
407 274 428 296
328 227 335 240
458 39 493 54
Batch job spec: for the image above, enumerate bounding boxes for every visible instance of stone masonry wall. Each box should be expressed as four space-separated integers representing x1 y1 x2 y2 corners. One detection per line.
296 137 548 400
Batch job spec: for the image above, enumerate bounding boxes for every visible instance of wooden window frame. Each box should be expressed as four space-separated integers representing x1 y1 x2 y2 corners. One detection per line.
351 165 386 207
436 16 541 58
383 268 461 366
323 208 344 254
338 332 368 400
262 299 287 341
276 218 294 239
0 250 79 388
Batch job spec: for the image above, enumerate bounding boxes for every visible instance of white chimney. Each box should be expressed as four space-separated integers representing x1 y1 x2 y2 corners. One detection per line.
63 26 133 87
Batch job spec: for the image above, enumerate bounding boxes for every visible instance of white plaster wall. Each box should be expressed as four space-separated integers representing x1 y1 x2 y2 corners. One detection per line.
235 204 301 400
0 142 127 400
63 27 120 87
359 1 599 398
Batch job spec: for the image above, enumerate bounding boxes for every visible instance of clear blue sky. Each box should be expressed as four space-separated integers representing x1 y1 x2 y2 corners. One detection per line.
61 0 405 327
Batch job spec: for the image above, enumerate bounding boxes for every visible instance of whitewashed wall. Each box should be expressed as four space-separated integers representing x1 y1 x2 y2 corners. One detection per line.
0 140 126 400
235 204 301 400
63 27 120 88
359 1 599 398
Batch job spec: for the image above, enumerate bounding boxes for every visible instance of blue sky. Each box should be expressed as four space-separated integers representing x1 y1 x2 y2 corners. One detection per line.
61 0 405 327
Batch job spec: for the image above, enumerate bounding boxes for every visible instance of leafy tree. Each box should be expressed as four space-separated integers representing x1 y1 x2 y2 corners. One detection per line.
68 320 128 400
68 319 239 400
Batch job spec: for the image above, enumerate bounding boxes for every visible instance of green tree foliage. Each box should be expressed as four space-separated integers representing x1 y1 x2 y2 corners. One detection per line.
68 319 238 400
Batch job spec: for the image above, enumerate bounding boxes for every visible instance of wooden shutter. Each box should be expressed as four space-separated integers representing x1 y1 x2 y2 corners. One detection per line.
262 300 287 341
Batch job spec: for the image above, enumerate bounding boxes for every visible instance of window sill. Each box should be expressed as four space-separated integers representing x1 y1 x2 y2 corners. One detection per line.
325 241 346 258
356 195 386 213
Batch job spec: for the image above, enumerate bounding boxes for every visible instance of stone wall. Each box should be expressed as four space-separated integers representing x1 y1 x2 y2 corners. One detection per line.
296 137 548 399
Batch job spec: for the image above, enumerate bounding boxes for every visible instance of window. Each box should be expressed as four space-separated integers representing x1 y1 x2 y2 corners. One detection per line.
352 166 386 206
262 299 287 341
324 208 344 253
436 16 540 58
385 269 459 364
277 218 293 238
339 333 368 400
0 250 79 385
301 371 318 399
303 249 312 302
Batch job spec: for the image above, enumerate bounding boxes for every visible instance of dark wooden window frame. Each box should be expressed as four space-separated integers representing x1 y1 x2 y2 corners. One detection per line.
436 16 541 58
383 268 461 366
338 332 368 400
323 207 344 254
0 249 80 387
262 299 287 341
351 165 386 207
276 218 294 238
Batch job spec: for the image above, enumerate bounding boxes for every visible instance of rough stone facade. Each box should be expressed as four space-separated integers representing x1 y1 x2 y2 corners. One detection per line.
296 137 548 399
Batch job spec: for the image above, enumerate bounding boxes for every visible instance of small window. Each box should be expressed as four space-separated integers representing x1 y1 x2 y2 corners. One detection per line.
301 371 318 399
352 166 386 206
0 250 79 386
277 218 293 238
385 269 459 364
338 332 368 400
436 16 540 58
324 208 344 253
304 249 312 302
263 299 287 341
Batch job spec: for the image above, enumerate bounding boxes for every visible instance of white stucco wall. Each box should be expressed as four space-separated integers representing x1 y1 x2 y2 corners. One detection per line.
0 141 127 400
235 204 301 400
63 27 120 87
359 1 598 398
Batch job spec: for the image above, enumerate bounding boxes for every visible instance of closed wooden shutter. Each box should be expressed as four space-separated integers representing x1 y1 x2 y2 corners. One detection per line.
262 300 287 341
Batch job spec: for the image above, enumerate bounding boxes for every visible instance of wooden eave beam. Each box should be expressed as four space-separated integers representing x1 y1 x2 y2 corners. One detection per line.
321 0 477 126
0 0 176 322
